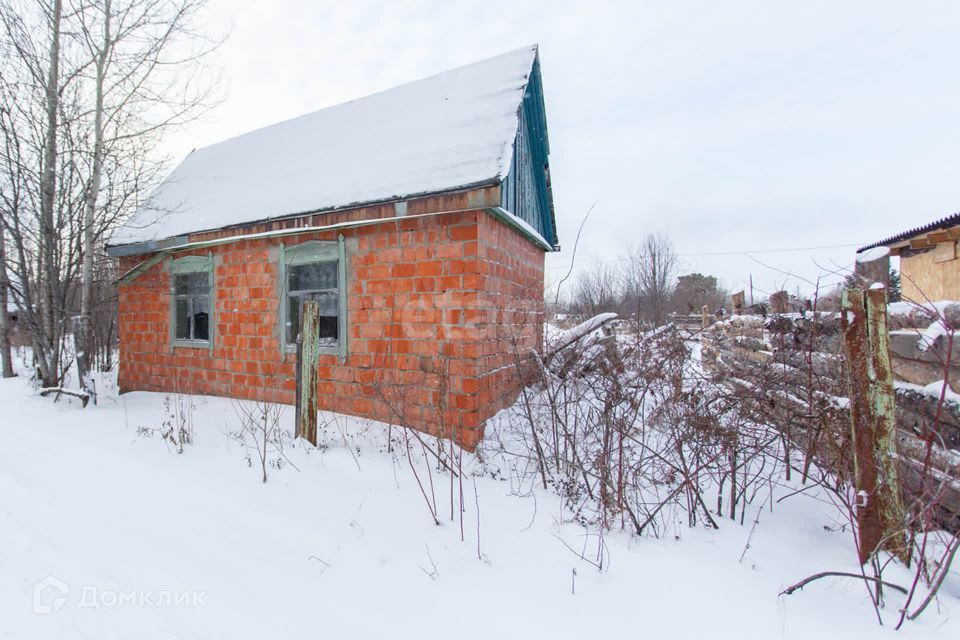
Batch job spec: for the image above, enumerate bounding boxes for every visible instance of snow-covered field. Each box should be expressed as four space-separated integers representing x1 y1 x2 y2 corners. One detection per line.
1 370 957 638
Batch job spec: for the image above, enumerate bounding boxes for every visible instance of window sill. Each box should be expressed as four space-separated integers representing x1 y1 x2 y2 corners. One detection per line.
173 340 212 349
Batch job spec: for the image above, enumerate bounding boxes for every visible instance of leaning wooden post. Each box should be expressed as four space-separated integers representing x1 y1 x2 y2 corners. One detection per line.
840 286 907 565
731 289 745 315
770 290 789 314
854 246 890 292
295 300 321 445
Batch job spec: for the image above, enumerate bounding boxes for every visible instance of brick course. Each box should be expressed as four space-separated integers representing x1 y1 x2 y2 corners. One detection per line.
118 204 545 449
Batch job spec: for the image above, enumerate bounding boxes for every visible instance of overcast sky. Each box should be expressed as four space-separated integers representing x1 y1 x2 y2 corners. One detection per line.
165 0 960 299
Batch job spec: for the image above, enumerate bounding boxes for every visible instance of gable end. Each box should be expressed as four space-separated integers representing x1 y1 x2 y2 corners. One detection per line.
500 55 558 249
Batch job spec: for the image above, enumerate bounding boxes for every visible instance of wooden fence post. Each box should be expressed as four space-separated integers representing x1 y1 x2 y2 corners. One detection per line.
841 287 908 564
295 300 320 445
731 290 745 315
770 290 789 314
854 246 890 292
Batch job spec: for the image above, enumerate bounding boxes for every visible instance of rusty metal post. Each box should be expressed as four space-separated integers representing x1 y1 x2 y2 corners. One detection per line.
295 300 320 445
841 287 907 564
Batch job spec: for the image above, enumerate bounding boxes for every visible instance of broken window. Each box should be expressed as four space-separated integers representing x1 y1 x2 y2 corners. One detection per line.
171 256 213 346
286 261 339 346
281 238 347 357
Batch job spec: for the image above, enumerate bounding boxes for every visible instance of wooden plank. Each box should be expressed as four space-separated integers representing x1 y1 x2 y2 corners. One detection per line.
864 288 908 561
732 290 745 315
295 300 321 445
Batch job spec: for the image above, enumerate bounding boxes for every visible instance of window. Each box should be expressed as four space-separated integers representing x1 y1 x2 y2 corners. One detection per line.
280 237 347 357
175 272 211 341
170 255 214 348
286 261 338 345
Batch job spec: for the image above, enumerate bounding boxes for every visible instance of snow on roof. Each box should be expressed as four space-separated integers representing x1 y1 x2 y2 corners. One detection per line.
110 46 539 247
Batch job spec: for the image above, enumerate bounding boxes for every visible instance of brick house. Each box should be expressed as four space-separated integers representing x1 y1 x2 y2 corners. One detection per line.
106 46 558 449
858 212 960 301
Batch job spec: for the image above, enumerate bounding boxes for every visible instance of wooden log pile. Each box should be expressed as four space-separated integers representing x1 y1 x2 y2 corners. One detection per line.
701 311 960 531
887 302 960 393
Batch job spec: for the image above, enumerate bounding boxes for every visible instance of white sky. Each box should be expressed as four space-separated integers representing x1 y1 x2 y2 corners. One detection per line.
164 0 960 299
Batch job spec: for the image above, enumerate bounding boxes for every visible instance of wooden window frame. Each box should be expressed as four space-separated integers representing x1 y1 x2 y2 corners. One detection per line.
278 236 348 360
169 254 215 353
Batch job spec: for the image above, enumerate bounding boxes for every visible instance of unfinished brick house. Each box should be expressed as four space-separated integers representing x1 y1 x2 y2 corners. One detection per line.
858 212 960 301
105 46 558 449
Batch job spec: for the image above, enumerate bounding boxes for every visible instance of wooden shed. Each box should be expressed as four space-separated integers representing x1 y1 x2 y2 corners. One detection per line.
858 212 960 301
105 46 558 449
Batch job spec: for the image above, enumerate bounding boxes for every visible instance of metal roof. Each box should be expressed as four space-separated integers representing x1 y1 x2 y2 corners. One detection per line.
857 211 960 253
109 46 555 250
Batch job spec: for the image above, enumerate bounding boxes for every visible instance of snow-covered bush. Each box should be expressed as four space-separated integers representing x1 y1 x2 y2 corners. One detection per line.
483 321 793 544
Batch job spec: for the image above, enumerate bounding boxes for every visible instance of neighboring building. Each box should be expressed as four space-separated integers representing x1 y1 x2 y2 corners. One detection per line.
858 212 960 302
105 46 558 449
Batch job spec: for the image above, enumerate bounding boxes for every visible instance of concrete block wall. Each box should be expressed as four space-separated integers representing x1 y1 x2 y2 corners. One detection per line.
118 208 546 449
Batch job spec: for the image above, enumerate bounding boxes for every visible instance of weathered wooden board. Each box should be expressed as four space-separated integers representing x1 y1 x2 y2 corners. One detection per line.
295 300 321 445
840 288 907 564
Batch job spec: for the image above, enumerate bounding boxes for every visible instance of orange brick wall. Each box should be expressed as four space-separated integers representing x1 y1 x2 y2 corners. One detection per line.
118 209 545 449
474 213 546 417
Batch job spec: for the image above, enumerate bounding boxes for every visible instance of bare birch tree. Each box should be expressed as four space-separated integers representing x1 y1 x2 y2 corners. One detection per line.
72 0 221 397
0 0 221 394
0 219 12 377
0 0 73 388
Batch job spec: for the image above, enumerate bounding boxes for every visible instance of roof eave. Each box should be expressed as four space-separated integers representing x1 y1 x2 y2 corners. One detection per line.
857 211 960 253
106 179 502 258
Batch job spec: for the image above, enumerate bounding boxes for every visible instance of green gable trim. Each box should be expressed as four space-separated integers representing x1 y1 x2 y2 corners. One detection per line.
337 234 348 361
117 252 168 284
500 54 558 249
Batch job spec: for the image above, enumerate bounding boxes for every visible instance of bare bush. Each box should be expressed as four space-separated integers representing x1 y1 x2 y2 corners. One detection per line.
231 400 290 483
569 263 619 317
484 317 789 541
137 392 194 454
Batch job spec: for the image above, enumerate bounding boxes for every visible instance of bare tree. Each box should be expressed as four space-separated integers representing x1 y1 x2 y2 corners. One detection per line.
621 232 678 327
0 0 74 388
0 0 221 394
0 219 12 377
73 0 222 396
570 263 619 316
671 272 727 316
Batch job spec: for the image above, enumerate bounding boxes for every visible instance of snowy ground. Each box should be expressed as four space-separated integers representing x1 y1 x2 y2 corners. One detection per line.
1 370 958 638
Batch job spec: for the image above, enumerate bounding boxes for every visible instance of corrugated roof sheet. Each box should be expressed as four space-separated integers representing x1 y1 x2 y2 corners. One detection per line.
857 211 960 253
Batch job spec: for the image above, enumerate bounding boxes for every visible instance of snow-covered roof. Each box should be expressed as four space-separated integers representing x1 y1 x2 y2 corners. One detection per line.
110 46 540 247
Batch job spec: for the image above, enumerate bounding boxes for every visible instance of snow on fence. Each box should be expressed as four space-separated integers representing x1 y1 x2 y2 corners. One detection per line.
701 303 960 532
